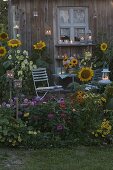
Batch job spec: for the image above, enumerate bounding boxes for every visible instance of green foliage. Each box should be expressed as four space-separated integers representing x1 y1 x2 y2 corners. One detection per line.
0 1 8 31
67 82 86 92
93 32 113 70
0 108 27 147
0 35 37 98
31 43 52 69
0 88 113 148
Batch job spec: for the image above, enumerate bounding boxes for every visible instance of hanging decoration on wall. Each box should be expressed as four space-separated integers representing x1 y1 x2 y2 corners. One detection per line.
44 0 52 36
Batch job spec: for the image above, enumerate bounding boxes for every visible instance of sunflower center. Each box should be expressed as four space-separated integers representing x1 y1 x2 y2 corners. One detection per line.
36 44 43 49
81 70 91 79
0 49 4 54
11 40 19 44
1 33 7 39
73 61 76 63
102 45 106 49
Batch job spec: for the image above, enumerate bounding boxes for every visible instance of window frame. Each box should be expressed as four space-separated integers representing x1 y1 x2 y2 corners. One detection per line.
57 7 89 42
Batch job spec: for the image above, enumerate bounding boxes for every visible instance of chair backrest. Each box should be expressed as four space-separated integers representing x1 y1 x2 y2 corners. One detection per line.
32 68 49 88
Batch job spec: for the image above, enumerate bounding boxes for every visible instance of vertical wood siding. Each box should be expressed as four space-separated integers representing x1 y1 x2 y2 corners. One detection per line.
10 0 113 69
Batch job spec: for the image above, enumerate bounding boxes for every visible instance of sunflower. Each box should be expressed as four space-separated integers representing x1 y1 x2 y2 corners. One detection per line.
76 90 85 96
63 56 68 62
78 67 94 82
76 94 84 104
64 64 68 69
0 32 8 41
68 62 73 68
100 43 108 52
0 46 7 57
33 41 46 50
71 58 78 66
8 39 22 48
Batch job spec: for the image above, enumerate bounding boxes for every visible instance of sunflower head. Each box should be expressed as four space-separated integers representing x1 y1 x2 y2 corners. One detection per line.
0 32 8 41
71 58 78 66
78 67 94 82
68 62 73 68
71 90 85 104
63 55 68 62
0 46 7 57
100 43 108 52
64 64 68 69
8 39 22 48
76 94 84 104
33 41 46 50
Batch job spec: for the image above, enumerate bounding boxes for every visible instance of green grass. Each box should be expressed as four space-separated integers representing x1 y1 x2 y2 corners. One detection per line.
0 146 113 170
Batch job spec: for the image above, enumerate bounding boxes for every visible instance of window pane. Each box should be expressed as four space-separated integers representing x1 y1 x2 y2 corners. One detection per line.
74 28 85 41
59 9 70 24
60 28 70 41
73 9 85 23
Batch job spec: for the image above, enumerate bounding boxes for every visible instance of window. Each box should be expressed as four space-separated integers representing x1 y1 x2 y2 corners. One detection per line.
57 7 89 42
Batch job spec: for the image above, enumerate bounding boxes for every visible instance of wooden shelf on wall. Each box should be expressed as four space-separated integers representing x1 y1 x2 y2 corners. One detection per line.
55 42 95 47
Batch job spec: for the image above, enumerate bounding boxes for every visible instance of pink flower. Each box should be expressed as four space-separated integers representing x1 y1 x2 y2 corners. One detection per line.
48 113 54 120
56 124 64 131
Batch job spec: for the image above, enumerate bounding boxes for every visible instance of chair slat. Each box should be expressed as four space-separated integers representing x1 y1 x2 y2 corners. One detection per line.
32 68 63 99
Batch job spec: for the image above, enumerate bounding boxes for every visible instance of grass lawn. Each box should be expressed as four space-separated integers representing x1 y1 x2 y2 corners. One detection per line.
0 146 113 170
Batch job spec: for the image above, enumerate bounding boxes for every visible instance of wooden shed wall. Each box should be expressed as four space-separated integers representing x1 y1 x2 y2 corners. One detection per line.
9 0 113 67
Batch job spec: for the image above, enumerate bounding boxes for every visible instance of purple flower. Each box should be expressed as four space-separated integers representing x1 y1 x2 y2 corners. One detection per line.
35 96 41 101
32 100 37 105
56 124 64 131
48 113 54 120
24 98 29 104
58 98 64 104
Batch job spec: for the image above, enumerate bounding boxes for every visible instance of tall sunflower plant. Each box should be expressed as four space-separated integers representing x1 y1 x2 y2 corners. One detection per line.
32 40 52 68
0 33 37 79
0 33 37 95
77 51 94 84
92 32 112 69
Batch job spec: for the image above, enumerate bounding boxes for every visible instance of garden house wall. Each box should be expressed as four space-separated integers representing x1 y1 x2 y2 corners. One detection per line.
9 0 113 72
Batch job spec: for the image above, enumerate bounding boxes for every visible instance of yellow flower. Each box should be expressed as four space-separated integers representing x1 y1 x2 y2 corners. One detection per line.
101 97 106 103
18 135 22 142
28 130 34 135
78 67 94 82
12 140 16 146
71 58 78 66
33 41 46 50
68 62 73 68
100 43 108 52
95 133 98 137
76 94 84 104
0 46 7 57
63 55 68 61
0 32 8 41
76 90 85 96
8 39 22 48
64 64 68 69
24 112 29 117
97 129 102 133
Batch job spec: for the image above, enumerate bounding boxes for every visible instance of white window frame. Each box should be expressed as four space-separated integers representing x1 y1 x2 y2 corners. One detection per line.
57 7 89 42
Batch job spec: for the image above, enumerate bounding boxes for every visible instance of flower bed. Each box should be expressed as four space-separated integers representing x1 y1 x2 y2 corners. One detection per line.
0 85 113 148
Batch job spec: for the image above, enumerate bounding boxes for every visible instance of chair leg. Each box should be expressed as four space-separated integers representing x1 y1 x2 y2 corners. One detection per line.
37 91 48 100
